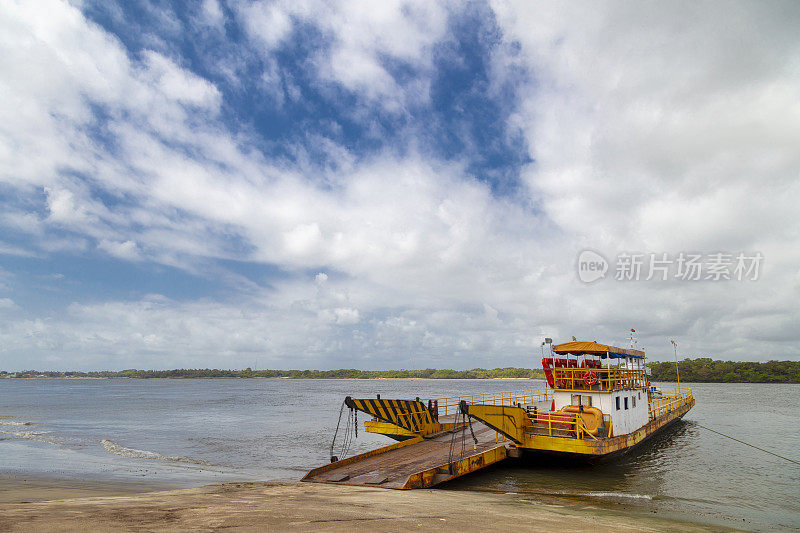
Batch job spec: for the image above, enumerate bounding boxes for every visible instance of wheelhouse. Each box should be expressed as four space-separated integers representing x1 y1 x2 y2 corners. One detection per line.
544 341 651 436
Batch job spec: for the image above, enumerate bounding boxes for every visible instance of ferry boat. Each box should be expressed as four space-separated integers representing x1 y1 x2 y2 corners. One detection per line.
465 339 695 460
303 339 694 488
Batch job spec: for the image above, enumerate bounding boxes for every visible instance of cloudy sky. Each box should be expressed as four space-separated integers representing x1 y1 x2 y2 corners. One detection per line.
1 0 798 371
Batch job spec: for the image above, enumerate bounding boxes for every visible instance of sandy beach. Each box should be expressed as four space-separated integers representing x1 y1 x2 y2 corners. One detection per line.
0 474 175 505
0 480 739 532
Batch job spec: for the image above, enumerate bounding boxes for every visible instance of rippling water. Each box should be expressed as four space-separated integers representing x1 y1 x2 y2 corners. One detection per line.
1 379 797 531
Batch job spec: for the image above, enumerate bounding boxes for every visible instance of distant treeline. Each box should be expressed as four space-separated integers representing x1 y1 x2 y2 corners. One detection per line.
648 358 800 383
3 359 798 382
0 367 545 380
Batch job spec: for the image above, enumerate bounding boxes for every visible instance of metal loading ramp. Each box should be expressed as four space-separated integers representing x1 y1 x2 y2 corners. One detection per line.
302 423 509 489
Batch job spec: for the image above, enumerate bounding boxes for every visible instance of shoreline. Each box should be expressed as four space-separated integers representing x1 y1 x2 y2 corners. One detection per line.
0 376 544 381
0 480 739 532
3 376 798 383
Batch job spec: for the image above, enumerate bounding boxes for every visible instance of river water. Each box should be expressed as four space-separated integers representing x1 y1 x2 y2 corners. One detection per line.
0 379 797 531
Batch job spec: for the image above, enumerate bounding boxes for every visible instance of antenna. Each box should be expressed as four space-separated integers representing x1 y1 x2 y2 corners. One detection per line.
543 337 553 356
670 339 681 392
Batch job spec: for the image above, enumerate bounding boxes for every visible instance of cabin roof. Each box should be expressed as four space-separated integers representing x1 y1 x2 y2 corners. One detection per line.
553 340 645 359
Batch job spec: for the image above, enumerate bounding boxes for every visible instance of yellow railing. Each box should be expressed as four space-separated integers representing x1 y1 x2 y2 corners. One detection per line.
604 413 613 437
648 386 693 420
525 411 608 440
550 366 648 392
527 411 583 439
431 388 553 416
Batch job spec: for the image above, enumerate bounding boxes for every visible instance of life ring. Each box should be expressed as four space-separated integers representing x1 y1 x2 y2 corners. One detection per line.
583 371 598 386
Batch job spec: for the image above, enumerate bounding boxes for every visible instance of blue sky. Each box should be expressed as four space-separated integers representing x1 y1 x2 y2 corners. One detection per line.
1 1 798 370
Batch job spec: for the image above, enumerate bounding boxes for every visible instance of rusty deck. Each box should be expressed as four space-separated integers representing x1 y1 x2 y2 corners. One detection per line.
302 423 509 489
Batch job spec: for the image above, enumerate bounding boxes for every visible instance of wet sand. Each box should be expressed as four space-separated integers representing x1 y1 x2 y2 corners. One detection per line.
0 474 176 505
0 480 739 532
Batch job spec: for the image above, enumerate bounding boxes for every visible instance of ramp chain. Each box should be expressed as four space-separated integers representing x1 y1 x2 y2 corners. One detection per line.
447 408 479 475
329 401 357 463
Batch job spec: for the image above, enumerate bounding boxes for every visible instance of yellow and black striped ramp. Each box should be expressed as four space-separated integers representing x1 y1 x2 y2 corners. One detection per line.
345 396 436 435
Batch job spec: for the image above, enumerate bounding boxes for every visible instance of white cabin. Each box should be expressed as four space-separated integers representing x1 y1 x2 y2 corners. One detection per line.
544 340 650 437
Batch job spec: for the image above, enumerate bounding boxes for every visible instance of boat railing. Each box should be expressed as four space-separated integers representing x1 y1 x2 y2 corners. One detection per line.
550 366 648 392
655 386 693 398
526 411 606 440
648 386 694 420
432 388 552 416
604 413 614 437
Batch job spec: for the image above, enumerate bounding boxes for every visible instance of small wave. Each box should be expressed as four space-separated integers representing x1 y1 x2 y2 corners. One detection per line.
0 421 36 426
530 489 654 502
100 439 212 466
0 429 61 446
585 491 652 500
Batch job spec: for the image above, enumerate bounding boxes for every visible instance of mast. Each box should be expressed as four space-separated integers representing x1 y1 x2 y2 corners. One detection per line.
670 339 681 392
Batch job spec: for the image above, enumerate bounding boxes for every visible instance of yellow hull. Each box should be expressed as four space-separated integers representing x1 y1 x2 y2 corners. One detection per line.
515 398 694 459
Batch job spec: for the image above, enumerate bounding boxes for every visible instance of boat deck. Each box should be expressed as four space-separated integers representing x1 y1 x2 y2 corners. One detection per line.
302 422 508 489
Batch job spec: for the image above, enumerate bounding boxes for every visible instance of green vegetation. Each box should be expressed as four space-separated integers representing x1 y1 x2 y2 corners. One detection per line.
3 359 798 382
648 358 800 383
0 367 544 380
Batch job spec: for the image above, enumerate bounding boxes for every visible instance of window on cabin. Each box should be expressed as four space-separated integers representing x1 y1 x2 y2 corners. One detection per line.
616 397 620 410
571 394 593 407
632 396 636 408
624 397 629 410
638 392 641 400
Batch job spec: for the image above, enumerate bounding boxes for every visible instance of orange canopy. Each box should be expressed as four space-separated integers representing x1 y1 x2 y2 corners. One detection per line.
553 341 645 359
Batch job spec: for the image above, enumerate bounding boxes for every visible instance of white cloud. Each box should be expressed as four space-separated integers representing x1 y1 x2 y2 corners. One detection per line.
492 1 800 250
0 210 45 236
140 50 222 110
199 0 225 29
98 239 141 261
0 0 797 369
319 307 360 325
237 0 450 107
238 0 293 49
45 187 94 226
0 242 38 258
